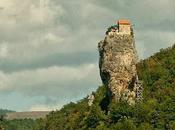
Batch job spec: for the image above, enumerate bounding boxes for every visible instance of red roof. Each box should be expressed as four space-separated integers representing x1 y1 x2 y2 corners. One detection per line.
118 20 131 25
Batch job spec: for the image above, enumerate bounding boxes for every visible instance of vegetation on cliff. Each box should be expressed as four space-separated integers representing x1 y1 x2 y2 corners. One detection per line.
1 44 175 130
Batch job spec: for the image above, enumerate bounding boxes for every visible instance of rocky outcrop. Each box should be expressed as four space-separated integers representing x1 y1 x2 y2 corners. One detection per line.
98 33 142 105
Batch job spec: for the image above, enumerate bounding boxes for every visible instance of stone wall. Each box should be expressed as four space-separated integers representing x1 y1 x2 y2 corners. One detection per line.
119 24 131 35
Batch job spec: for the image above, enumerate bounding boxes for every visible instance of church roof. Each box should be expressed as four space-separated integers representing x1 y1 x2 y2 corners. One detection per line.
118 20 131 25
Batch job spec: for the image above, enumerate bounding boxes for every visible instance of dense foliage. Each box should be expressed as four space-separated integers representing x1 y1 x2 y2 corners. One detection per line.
1 44 175 130
0 119 38 130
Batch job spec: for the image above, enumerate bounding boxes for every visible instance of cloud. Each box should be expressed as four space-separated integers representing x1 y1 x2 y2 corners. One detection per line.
0 43 8 58
0 0 65 60
0 63 101 105
0 0 175 110
0 0 174 64
0 0 103 73
135 30 175 58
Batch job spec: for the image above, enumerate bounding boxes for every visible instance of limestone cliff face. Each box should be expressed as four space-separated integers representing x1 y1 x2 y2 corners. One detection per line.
98 34 142 105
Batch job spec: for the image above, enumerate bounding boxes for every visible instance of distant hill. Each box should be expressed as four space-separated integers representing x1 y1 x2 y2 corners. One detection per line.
0 109 14 116
0 111 50 130
5 111 50 120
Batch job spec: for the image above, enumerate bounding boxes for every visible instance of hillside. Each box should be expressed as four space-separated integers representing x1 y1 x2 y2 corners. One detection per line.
0 45 175 130
32 44 175 130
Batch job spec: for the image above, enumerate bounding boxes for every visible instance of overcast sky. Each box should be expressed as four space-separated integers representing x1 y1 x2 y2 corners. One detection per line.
0 0 175 111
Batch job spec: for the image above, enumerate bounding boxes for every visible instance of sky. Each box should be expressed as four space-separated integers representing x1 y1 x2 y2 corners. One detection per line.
0 0 175 111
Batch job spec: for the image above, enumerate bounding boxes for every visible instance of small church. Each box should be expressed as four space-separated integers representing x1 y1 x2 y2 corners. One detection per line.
106 19 132 35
